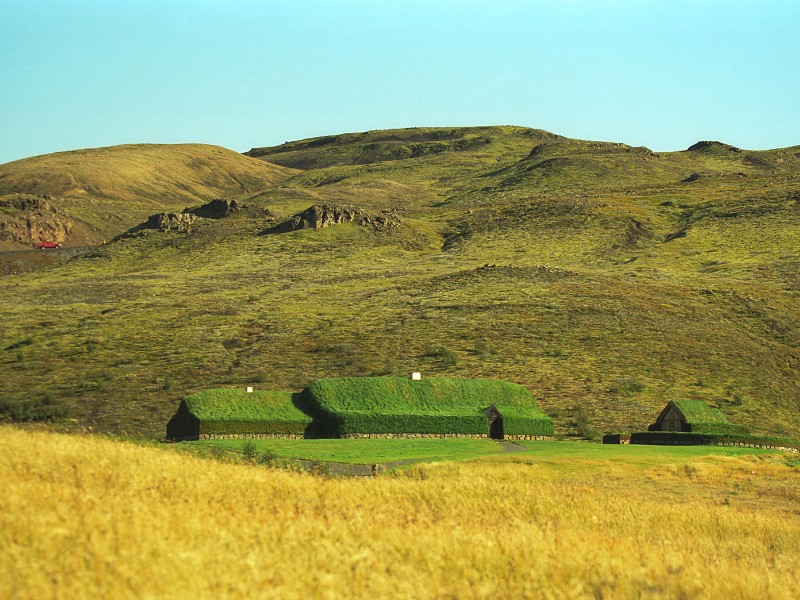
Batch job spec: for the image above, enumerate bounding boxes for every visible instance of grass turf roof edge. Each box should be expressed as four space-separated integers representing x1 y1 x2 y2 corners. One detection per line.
670 400 738 426
306 377 553 436
306 376 550 412
177 377 553 437
183 389 313 424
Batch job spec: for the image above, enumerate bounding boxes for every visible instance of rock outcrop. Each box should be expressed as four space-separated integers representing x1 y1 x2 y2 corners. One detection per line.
271 203 401 233
0 195 74 248
142 212 203 232
131 198 244 235
686 141 742 154
188 198 241 219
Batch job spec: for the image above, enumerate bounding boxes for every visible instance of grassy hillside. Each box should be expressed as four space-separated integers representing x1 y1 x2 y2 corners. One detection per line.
245 126 563 170
0 143 297 247
2 427 799 598
0 126 798 439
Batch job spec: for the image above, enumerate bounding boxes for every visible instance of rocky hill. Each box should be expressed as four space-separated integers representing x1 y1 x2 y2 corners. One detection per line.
0 144 297 249
0 127 798 439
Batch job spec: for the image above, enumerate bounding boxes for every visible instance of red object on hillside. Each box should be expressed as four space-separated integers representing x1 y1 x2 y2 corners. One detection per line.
37 241 61 249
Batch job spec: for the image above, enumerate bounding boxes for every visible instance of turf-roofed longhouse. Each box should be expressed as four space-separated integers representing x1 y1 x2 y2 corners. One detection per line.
166 389 314 441
167 377 553 440
307 377 553 439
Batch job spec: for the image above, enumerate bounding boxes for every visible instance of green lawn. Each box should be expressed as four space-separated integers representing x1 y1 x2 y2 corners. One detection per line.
189 437 508 464
186 438 776 466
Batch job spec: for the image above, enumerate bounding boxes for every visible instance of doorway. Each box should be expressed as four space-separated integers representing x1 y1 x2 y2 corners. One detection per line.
489 415 504 440
485 405 504 440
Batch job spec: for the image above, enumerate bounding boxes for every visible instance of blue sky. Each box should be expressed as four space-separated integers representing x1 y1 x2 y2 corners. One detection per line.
1 0 799 164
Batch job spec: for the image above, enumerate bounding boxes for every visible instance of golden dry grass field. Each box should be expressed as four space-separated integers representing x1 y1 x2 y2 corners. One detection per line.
2 426 799 599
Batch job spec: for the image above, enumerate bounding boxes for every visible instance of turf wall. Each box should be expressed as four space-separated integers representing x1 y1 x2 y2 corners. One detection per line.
172 389 314 439
306 377 553 437
630 431 800 452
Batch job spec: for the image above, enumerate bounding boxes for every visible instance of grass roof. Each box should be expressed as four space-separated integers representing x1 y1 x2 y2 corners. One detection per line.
304 376 553 437
307 376 550 419
183 389 312 425
672 400 732 425
670 400 748 435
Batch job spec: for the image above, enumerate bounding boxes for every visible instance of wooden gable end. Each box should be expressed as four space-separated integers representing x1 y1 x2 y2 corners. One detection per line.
483 404 503 419
654 402 689 432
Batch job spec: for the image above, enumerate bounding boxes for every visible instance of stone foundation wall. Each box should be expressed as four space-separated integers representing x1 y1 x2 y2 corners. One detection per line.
629 431 799 452
199 433 308 440
602 434 631 444
196 432 556 441
714 441 798 452
340 433 553 440
340 433 487 439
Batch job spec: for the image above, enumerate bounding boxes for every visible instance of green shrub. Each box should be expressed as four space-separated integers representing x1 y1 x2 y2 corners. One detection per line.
257 448 278 466
423 345 458 367
241 441 258 463
307 459 331 477
208 445 226 461
79 381 100 393
471 339 489 356
574 404 593 439
0 393 71 422
607 378 645 394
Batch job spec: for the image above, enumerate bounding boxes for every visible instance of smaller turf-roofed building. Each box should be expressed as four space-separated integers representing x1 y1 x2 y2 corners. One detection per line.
648 400 747 435
166 389 314 441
